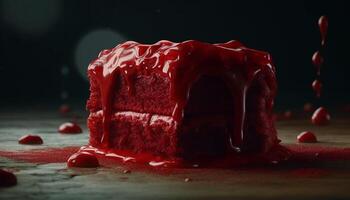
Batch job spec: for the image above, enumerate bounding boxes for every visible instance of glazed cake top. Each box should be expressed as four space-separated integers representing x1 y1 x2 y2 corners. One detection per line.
87 40 277 150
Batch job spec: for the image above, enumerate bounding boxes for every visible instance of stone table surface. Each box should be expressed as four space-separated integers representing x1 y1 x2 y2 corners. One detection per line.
0 108 350 200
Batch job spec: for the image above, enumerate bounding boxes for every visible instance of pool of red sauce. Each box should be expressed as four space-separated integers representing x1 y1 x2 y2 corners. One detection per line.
1 144 349 173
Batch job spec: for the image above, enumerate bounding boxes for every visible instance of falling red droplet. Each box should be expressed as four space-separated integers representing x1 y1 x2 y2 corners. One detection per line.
59 104 71 114
184 177 192 182
312 51 324 75
67 152 99 168
311 107 331 125
312 79 322 98
303 103 314 112
58 122 82 134
318 15 328 46
297 131 318 143
18 134 43 145
284 110 293 119
0 169 17 187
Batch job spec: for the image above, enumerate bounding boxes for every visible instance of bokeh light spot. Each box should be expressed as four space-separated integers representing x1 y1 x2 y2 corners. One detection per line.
74 29 127 80
1 0 62 36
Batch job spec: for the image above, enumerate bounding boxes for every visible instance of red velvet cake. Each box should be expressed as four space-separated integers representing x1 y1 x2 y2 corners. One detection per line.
86 40 279 160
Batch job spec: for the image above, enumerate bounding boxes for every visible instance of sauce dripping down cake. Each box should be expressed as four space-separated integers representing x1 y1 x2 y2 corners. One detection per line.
86 40 279 160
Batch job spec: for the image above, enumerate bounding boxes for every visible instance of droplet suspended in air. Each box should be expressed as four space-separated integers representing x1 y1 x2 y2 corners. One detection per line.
312 51 324 75
318 16 328 46
311 107 331 126
312 79 322 98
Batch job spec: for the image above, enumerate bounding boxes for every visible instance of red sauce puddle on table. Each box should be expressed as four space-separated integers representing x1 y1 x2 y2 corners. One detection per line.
1 145 350 171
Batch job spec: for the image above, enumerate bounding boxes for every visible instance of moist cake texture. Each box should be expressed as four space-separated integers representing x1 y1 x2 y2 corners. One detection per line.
87 40 278 159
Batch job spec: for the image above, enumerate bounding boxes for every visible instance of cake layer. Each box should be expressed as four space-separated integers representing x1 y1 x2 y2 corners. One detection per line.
87 73 175 116
88 111 178 156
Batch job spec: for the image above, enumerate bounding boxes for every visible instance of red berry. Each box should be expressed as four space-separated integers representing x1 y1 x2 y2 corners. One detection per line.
0 169 17 187
311 107 330 125
58 122 82 134
67 152 99 168
297 131 317 143
18 134 43 145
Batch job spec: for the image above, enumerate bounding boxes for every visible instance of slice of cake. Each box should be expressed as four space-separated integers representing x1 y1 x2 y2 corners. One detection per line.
86 40 279 160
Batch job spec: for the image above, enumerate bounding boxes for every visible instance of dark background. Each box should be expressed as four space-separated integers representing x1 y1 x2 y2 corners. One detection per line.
0 0 349 110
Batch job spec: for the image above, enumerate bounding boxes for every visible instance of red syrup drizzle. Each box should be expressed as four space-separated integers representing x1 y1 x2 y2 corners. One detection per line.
18 134 43 145
312 79 322 98
318 16 328 46
58 122 82 134
76 145 289 168
3 145 350 170
0 169 17 187
311 107 331 125
67 152 99 168
297 131 317 143
87 40 277 152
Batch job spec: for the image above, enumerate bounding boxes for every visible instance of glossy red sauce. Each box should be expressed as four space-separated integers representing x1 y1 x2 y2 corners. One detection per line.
1 145 350 171
67 152 99 168
312 51 323 76
311 107 331 125
297 131 317 143
88 40 277 152
318 16 328 46
0 169 17 187
58 122 82 134
18 134 43 145
312 79 322 98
